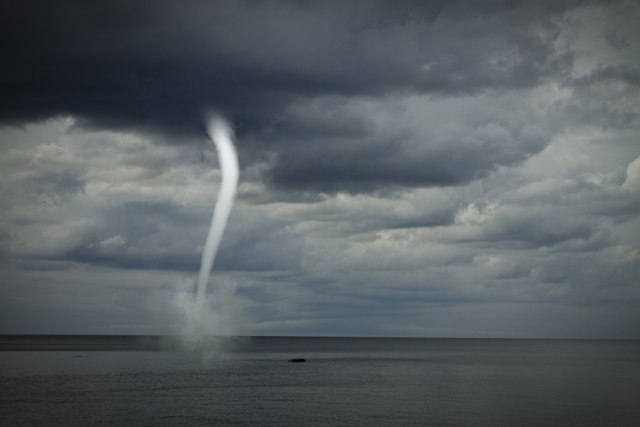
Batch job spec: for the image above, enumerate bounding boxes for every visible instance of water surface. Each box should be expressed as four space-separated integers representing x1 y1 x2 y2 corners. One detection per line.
1 336 639 426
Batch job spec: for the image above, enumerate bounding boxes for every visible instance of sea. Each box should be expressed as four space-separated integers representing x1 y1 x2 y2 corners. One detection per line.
1 336 639 426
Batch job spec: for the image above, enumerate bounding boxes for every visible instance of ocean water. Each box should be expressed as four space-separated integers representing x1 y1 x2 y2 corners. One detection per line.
1 336 639 426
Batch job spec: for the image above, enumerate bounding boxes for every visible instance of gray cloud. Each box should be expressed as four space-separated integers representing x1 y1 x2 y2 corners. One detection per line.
263 92 553 192
1 0 640 338
1 0 599 193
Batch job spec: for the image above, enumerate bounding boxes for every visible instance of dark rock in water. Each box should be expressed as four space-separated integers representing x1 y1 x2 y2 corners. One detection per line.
288 358 306 363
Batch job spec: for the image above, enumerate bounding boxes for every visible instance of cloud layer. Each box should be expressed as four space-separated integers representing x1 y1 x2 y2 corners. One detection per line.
1 0 639 338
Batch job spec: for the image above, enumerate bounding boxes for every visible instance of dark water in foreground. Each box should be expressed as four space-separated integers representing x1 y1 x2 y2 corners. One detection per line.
1 336 639 426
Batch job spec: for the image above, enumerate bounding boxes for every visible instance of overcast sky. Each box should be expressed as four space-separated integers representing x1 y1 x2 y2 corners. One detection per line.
1 0 639 338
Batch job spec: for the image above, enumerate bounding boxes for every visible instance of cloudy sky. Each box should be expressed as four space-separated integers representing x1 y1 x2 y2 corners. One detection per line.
1 0 639 338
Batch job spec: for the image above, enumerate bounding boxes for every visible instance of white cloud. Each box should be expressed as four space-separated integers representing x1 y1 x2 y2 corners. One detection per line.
623 155 640 193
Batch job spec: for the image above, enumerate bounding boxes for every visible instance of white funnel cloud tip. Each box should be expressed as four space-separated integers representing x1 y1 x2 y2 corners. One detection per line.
205 112 235 141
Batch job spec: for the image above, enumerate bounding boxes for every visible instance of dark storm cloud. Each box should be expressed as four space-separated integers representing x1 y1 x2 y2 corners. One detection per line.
564 66 640 129
264 93 553 192
576 64 640 86
2 0 596 192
